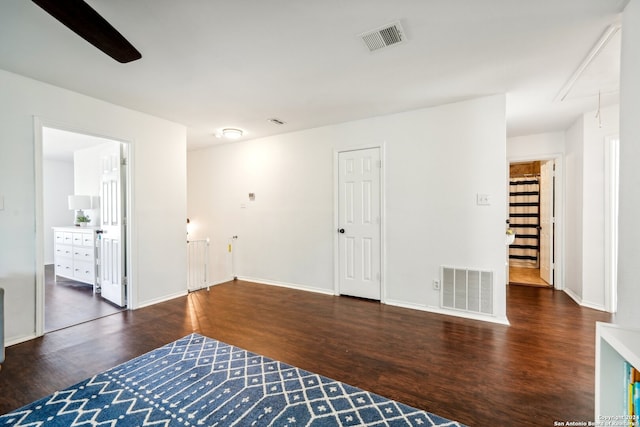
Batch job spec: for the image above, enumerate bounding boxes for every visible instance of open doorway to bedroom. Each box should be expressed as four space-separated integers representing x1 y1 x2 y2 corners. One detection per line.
39 126 130 333
508 160 555 288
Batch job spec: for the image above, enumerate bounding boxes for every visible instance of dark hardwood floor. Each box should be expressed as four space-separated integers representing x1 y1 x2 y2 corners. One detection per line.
0 281 612 426
44 265 124 332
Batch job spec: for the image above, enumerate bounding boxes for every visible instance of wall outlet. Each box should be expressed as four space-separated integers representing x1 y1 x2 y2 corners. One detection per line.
433 279 440 290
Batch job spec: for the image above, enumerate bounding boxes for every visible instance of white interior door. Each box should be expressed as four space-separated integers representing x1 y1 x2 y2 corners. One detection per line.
100 143 126 307
539 160 554 285
338 148 381 300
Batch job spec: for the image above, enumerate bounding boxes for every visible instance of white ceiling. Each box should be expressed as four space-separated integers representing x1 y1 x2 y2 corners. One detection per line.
0 0 626 150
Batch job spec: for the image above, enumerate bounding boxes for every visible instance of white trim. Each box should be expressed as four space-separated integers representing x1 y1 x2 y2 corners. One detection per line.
563 287 581 306
603 135 619 314
5 334 38 348
333 142 386 302
190 279 227 289
581 300 607 312
385 299 511 326
33 117 45 338
236 276 336 296
507 153 565 290
563 288 607 312
123 142 136 310
33 118 135 334
135 290 188 309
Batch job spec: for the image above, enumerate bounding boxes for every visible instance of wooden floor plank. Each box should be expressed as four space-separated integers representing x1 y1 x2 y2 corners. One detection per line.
0 281 612 426
509 265 551 287
44 264 124 332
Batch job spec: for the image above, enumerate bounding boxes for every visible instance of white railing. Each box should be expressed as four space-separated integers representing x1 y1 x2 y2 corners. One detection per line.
187 239 209 291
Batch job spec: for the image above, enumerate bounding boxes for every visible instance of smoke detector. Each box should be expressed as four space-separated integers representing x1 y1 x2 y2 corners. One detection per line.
360 21 406 52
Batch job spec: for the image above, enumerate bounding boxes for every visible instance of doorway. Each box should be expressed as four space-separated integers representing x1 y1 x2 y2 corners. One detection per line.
36 124 131 334
508 159 555 288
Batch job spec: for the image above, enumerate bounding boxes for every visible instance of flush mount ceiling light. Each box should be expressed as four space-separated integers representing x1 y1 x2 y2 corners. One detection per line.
222 128 243 139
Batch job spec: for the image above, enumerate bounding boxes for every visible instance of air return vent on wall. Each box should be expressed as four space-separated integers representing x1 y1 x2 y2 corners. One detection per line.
360 21 406 52
441 266 493 315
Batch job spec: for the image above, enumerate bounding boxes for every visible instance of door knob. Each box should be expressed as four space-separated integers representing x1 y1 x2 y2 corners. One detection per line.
338 228 345 234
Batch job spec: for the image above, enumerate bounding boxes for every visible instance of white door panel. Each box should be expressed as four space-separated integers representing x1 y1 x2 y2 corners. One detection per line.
338 148 381 300
100 143 126 307
539 160 554 285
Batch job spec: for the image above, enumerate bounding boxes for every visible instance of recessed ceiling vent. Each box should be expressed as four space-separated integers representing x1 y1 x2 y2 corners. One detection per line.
360 21 406 52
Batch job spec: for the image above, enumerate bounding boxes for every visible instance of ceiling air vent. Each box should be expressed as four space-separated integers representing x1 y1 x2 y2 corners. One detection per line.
360 21 406 52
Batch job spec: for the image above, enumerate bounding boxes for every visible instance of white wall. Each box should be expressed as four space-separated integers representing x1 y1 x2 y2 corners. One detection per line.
187 134 334 290
563 104 620 310
0 69 188 344
507 132 565 159
43 159 74 264
564 118 584 301
188 95 508 323
582 105 619 309
617 0 640 327
74 141 122 226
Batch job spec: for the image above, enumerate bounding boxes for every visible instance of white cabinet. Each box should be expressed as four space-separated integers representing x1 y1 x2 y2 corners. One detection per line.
53 227 99 292
595 322 640 420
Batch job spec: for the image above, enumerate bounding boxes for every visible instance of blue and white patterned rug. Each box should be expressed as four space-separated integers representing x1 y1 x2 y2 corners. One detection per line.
0 334 466 426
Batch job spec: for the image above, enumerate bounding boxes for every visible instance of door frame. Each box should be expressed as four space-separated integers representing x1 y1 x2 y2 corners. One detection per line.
333 143 386 301
507 153 564 290
34 117 134 337
603 135 619 313
539 159 554 284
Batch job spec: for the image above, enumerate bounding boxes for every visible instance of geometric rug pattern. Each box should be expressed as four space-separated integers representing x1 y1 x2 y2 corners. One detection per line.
0 334 466 426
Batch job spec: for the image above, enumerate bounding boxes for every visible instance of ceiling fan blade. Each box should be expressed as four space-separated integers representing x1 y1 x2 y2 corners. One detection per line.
31 0 142 63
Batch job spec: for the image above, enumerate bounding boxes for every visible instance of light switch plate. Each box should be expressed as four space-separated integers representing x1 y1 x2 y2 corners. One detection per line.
476 193 490 205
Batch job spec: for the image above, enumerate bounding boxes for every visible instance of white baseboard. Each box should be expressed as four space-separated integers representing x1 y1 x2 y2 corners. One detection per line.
135 290 189 309
385 299 511 326
5 333 38 348
563 287 582 305
187 279 230 292
581 300 606 311
236 276 336 296
562 288 606 311
239 278 509 324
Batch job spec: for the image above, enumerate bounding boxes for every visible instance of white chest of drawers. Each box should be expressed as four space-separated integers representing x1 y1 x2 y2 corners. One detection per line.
52 226 99 292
